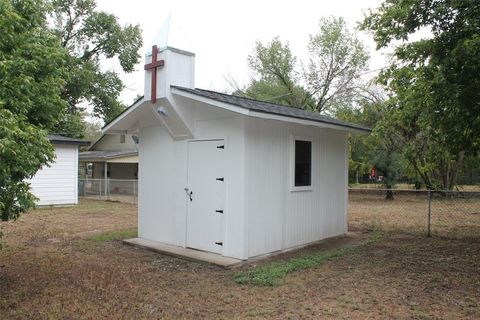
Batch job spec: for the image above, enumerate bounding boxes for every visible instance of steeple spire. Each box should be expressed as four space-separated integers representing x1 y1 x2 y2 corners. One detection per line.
151 14 171 48
144 14 196 103
150 14 194 52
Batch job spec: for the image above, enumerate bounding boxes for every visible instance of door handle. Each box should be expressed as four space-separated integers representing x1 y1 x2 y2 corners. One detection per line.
188 191 193 202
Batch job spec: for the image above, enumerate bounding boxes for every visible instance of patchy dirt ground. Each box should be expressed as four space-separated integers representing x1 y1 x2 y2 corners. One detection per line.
1 200 479 319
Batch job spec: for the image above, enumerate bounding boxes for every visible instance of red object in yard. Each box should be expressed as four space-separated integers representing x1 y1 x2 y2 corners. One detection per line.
371 167 376 178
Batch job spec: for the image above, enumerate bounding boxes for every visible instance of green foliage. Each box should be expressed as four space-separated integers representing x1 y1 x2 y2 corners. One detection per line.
336 91 407 195
53 112 88 138
83 120 102 147
0 111 55 221
0 0 67 127
0 0 67 221
240 17 369 113
243 38 314 108
361 0 480 189
50 0 143 133
234 235 381 286
306 16 369 112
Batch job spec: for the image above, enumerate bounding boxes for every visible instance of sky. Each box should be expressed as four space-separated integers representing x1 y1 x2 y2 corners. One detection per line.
95 0 386 109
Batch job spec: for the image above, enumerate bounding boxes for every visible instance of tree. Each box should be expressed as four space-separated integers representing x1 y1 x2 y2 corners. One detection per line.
83 119 103 147
240 38 314 108
0 0 67 221
305 16 369 113
336 89 406 199
50 0 143 135
361 0 480 190
239 17 369 114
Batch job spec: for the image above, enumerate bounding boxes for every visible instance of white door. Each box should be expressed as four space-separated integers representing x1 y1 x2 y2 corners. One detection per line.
186 139 225 254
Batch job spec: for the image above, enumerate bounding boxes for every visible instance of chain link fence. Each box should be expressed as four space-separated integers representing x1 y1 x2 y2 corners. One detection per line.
77 179 479 239
348 189 480 239
78 178 138 205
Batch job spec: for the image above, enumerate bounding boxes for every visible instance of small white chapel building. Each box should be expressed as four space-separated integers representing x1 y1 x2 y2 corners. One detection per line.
103 43 369 260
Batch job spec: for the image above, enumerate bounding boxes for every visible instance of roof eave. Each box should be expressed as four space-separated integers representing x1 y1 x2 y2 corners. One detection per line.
102 96 145 133
79 152 138 162
249 110 371 134
171 87 371 134
50 139 91 146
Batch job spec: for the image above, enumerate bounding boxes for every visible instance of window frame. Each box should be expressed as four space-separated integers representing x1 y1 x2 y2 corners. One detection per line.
290 135 313 192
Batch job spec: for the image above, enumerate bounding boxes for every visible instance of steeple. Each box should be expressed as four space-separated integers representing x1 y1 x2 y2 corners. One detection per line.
144 15 195 103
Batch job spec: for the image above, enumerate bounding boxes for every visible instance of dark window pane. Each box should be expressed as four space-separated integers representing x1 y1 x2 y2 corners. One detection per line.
294 140 311 187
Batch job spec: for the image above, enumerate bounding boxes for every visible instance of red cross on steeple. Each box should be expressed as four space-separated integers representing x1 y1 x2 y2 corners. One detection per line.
144 45 165 103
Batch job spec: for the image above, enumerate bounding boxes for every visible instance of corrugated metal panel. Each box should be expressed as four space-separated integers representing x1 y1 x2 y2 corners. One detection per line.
29 145 78 205
245 118 348 257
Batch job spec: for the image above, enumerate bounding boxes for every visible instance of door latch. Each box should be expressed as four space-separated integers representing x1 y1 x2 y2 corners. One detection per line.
184 188 193 201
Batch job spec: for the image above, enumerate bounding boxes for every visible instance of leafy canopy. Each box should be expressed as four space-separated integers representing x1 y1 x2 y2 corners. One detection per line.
361 0 480 189
50 0 143 134
244 38 313 108
0 0 67 220
306 16 369 113
240 16 369 114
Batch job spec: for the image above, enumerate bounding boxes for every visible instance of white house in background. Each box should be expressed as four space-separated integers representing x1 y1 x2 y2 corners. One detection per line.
29 135 89 206
79 133 139 180
103 43 370 261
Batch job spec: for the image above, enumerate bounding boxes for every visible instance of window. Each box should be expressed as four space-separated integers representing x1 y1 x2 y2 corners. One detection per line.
293 139 312 188
120 134 126 144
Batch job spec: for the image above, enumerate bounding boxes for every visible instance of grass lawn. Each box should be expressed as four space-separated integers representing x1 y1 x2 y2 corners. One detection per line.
1 199 479 319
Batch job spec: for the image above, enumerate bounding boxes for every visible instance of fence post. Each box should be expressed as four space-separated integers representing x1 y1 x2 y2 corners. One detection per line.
427 190 432 237
104 162 108 200
133 180 136 204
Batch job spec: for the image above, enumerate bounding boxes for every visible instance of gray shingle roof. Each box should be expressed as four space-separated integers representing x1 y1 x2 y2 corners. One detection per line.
171 86 371 132
79 150 138 161
48 134 90 146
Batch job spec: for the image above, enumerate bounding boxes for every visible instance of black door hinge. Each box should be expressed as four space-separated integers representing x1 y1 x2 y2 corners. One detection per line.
215 242 223 246
215 210 224 214
217 145 224 149
216 177 224 181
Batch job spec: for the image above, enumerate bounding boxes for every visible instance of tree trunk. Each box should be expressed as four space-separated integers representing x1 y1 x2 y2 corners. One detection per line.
449 151 465 190
385 189 394 200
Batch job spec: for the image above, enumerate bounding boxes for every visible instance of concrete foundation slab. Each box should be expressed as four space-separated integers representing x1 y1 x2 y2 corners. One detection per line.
123 238 243 268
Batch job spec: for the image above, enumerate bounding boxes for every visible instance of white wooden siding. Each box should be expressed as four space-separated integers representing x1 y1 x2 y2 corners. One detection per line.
29 144 78 206
245 118 348 258
138 103 247 259
138 125 187 247
92 134 136 151
136 100 348 260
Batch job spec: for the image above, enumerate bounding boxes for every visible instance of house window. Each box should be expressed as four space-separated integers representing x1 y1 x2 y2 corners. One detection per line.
292 138 312 190
120 134 126 143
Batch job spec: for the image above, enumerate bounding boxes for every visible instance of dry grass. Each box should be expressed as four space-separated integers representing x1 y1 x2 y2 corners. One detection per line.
350 183 480 191
1 199 479 319
349 190 480 238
